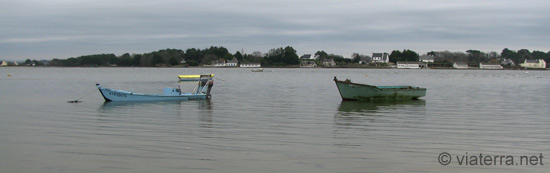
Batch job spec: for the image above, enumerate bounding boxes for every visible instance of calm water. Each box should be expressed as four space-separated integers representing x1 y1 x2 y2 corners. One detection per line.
0 67 549 172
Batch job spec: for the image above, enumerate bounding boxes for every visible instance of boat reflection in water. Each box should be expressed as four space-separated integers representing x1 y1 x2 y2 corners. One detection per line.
337 100 426 113
99 100 213 125
100 100 184 110
334 100 426 127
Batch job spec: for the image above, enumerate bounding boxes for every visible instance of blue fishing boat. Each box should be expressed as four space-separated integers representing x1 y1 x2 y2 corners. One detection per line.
97 74 214 102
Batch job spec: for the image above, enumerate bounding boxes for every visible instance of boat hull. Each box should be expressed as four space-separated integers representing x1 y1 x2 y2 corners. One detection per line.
97 87 209 102
334 78 426 101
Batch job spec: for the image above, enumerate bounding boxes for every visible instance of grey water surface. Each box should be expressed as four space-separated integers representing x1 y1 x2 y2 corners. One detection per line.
0 67 548 172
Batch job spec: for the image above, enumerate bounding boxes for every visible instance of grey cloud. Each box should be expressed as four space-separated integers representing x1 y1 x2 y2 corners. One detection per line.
1 0 549 60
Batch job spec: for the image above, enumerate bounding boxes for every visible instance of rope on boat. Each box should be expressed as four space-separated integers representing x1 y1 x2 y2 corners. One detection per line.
67 88 97 103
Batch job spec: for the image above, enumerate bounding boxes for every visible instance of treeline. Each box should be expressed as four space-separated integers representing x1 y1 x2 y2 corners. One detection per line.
500 48 550 65
44 47 549 67
48 46 302 67
389 49 419 63
426 49 550 67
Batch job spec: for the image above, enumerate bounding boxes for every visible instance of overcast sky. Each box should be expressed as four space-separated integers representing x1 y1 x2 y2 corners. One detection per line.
1 0 549 61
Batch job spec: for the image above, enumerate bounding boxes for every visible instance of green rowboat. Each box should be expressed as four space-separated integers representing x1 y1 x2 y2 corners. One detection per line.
334 77 426 101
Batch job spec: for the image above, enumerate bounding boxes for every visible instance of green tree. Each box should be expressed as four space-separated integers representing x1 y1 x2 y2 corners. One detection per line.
32 60 43 66
332 55 350 64
389 50 402 63
532 50 549 67
223 52 234 60
517 49 532 61
351 53 361 63
264 46 299 66
283 46 300 65
152 54 163 66
266 47 285 66
185 48 202 62
169 56 179 66
402 49 419 61
234 51 243 62
501 48 519 64
187 60 199 66
389 49 418 63
133 54 142 66
118 53 133 66
315 50 328 61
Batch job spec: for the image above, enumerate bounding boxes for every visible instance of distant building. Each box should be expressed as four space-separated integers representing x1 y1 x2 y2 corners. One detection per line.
300 54 312 60
1 61 7 66
212 60 226 67
501 58 515 66
419 55 434 63
323 59 336 67
300 61 317 68
453 62 469 69
211 59 238 67
240 63 261 68
479 63 503 69
520 59 546 69
372 53 389 63
397 61 426 69
226 60 238 67
359 56 372 64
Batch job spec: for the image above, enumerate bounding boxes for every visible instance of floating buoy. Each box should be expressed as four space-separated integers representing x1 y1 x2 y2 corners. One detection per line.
526 71 529 74
7 74 11 77
365 74 368 77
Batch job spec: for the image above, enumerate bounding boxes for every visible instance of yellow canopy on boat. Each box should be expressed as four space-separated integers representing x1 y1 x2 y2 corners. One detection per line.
178 74 214 78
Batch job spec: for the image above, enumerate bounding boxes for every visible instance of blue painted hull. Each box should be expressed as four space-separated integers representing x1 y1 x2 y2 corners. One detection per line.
97 86 210 102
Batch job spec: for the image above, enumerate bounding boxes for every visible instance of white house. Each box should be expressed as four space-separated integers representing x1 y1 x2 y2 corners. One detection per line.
323 59 336 67
212 60 226 67
397 61 425 69
226 60 238 67
1 61 7 66
453 62 468 69
419 55 434 63
240 63 261 68
300 54 312 60
372 53 389 63
520 59 546 69
212 59 238 67
479 63 503 69
300 61 317 68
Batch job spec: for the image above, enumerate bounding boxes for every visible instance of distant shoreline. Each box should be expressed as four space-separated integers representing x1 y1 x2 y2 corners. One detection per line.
1 66 547 71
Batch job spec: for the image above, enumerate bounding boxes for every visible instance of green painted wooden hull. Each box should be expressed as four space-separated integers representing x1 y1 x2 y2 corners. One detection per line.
334 77 426 101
